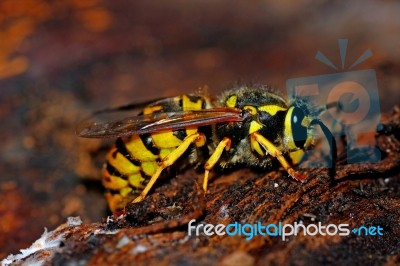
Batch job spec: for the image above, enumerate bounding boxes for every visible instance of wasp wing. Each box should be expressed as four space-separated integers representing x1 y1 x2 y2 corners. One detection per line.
90 96 187 116
77 108 243 138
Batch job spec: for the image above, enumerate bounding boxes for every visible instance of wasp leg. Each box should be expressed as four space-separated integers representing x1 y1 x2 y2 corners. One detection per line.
203 137 231 192
252 132 306 182
132 133 205 203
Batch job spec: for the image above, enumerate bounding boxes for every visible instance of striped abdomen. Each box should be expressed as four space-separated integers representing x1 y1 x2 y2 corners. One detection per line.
103 94 210 212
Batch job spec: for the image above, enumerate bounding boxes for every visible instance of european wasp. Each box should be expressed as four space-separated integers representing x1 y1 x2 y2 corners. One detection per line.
78 85 335 213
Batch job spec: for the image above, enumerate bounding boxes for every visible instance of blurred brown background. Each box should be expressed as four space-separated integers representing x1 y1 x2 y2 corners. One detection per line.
0 0 399 257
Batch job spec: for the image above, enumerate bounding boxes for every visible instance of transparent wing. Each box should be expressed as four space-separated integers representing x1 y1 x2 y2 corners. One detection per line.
89 96 183 115
77 108 243 138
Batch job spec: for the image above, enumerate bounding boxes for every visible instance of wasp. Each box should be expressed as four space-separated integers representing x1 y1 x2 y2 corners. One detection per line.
78 85 335 213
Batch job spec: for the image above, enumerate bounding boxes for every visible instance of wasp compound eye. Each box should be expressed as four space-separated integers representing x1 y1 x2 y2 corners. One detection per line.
291 107 307 148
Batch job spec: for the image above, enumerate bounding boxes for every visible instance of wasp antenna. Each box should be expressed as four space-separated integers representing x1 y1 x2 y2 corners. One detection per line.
310 119 337 181
314 101 342 117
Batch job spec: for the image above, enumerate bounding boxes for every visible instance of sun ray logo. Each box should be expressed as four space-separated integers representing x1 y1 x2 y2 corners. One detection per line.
286 39 381 167
315 39 373 70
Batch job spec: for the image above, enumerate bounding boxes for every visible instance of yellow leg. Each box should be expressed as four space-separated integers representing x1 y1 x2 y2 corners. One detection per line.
252 132 306 182
203 137 231 191
132 133 205 203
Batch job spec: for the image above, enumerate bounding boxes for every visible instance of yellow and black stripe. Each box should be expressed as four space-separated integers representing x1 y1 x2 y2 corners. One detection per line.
103 94 210 212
